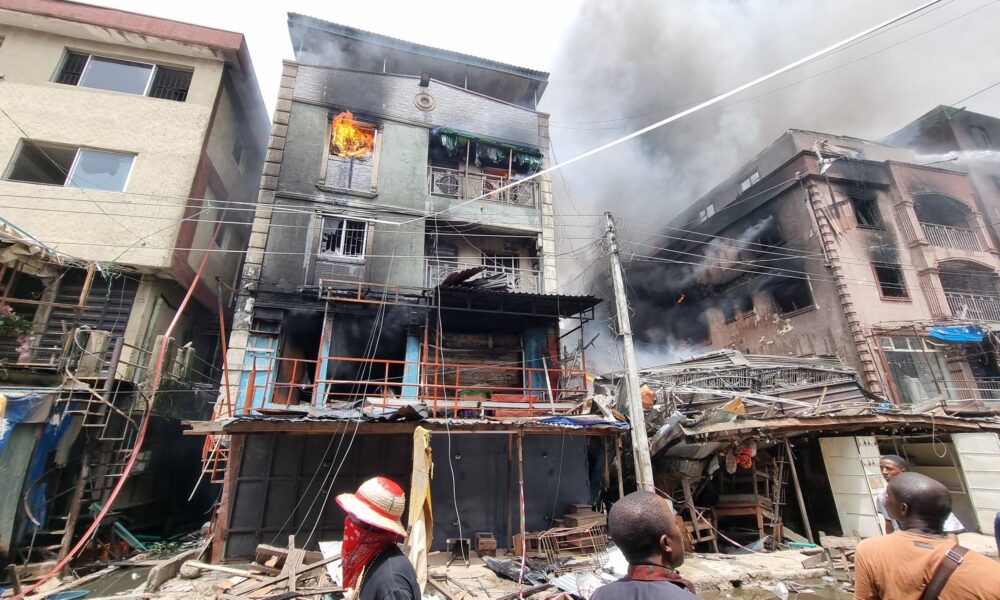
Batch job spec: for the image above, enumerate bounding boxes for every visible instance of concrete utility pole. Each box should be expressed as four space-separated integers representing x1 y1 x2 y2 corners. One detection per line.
604 212 655 493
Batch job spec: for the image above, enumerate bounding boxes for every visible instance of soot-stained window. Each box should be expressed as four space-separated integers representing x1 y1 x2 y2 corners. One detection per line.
320 217 367 258
873 262 908 299
851 194 884 229
770 277 814 315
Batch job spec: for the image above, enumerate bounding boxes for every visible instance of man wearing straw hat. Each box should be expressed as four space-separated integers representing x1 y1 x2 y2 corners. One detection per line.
337 477 420 600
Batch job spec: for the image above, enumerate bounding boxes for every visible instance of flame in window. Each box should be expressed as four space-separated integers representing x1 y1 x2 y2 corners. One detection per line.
332 111 374 158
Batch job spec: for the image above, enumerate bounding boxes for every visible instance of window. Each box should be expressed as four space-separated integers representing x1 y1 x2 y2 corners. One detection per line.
55 51 191 102
969 125 992 149
751 217 785 248
320 217 367 258
483 252 519 274
722 298 737 323
739 170 760 192
697 203 716 224
737 292 754 314
325 114 378 193
850 194 884 229
232 135 245 168
770 278 814 315
873 262 908 299
880 336 952 405
6 141 134 192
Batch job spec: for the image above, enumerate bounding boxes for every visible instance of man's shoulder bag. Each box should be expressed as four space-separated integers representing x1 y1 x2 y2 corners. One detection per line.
918 545 969 600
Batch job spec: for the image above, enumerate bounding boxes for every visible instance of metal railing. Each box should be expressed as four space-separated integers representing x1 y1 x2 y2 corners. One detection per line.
240 353 587 418
427 166 538 207
921 223 984 252
425 260 540 293
973 378 1000 400
945 292 1000 321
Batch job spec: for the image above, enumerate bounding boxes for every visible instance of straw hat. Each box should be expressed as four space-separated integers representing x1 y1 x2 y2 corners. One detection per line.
336 477 408 538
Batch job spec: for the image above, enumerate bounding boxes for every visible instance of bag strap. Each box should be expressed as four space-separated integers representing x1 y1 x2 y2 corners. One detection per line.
918 545 969 600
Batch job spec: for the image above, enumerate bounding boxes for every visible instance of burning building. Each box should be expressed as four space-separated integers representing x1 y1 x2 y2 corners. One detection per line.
628 126 1000 414
193 15 619 562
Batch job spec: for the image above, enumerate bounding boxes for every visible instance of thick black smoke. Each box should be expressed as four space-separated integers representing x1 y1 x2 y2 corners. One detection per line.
541 0 1000 368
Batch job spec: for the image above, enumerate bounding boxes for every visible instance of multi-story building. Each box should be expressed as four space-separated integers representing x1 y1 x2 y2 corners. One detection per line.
886 105 1000 256
0 0 267 565
630 127 1000 412
197 15 612 561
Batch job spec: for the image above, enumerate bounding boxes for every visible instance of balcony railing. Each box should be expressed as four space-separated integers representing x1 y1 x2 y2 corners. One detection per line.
240 354 587 418
973 378 1000 401
428 166 538 207
426 260 540 293
921 223 984 252
945 292 1000 321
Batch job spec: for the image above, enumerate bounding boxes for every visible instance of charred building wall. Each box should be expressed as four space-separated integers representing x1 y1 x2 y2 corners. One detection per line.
629 128 1000 409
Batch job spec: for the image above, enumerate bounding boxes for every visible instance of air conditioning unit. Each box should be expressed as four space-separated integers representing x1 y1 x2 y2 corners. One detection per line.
315 259 366 286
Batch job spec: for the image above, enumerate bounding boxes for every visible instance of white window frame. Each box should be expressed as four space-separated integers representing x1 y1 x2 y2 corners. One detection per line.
5 140 135 192
319 216 368 260
74 53 157 96
65 147 136 193
740 170 760 192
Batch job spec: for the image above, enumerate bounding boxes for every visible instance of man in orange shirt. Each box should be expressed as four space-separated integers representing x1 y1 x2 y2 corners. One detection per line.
854 472 1000 599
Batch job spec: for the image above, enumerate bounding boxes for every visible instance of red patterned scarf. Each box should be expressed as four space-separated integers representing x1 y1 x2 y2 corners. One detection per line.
627 564 697 594
342 517 398 589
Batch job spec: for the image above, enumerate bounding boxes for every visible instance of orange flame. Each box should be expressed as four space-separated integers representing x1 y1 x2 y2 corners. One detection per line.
332 111 374 158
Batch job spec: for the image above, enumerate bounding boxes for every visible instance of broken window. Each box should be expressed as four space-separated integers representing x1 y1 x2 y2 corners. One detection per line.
722 298 737 323
751 218 785 248
850 194 884 229
6 141 134 192
55 51 191 101
739 170 760 192
873 262 908 299
325 112 378 193
320 217 367 258
880 336 952 405
770 277 814 315
737 292 754 314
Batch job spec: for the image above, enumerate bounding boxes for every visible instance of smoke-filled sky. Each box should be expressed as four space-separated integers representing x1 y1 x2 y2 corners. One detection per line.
83 0 1000 368
543 0 1000 293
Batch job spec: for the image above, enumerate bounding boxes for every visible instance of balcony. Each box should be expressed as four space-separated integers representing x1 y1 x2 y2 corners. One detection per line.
428 166 538 208
921 223 984 252
973 378 1000 401
945 292 1000 322
426 260 540 293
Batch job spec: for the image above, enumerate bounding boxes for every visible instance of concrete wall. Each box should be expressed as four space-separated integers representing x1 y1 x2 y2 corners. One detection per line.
0 19 224 268
699 187 860 369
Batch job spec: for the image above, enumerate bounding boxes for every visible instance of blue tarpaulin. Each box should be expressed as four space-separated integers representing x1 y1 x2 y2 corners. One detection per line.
0 391 57 454
539 416 629 429
927 325 986 343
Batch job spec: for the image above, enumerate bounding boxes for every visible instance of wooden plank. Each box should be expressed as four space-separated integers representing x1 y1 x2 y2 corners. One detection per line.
496 584 554 600
231 553 341 596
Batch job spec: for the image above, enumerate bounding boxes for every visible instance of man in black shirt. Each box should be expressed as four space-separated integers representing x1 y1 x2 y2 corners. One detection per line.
591 491 702 600
336 477 420 600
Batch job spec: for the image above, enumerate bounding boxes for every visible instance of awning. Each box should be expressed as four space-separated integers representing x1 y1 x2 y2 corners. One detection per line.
431 127 543 158
928 324 986 343
0 389 59 453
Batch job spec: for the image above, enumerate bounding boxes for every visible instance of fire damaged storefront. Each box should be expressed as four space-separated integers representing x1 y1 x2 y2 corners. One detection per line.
196 285 624 559
609 349 1000 552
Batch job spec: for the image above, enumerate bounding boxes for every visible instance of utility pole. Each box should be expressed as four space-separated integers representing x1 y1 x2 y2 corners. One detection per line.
604 212 655 493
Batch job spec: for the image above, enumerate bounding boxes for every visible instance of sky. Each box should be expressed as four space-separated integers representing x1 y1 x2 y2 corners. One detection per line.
82 0 584 117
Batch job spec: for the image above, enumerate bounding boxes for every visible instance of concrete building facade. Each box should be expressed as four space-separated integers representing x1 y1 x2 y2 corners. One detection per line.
199 15 613 561
0 0 267 566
